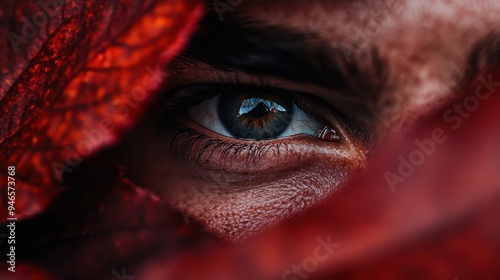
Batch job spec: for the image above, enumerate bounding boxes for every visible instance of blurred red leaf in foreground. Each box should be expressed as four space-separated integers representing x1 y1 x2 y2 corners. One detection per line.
0 0 203 221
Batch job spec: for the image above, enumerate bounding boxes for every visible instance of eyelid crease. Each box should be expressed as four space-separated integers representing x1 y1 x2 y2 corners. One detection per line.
177 12 388 98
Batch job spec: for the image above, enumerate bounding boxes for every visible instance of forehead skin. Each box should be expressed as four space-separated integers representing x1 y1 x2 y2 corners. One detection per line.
233 0 500 131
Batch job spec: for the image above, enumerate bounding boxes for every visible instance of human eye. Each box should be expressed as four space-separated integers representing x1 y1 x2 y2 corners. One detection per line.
185 85 340 141
155 81 365 171
112 12 376 240
134 74 371 240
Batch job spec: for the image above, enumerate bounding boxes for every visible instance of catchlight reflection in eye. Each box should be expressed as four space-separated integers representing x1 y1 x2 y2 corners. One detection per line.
187 93 329 140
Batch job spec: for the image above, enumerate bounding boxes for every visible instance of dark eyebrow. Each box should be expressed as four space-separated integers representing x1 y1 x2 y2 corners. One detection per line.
175 13 388 103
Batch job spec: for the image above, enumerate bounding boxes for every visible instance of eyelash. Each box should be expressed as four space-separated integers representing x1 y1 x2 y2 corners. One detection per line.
163 125 294 166
155 82 344 166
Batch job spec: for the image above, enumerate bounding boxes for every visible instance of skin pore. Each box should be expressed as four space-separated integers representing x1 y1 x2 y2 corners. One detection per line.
114 0 500 241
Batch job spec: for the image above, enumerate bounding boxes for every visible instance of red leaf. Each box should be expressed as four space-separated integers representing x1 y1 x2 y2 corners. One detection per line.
0 0 203 221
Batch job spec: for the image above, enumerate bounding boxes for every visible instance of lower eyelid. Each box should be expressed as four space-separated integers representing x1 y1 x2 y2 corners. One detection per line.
165 122 362 174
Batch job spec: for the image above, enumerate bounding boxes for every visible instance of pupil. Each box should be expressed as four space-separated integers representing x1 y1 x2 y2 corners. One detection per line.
246 102 269 118
218 93 294 140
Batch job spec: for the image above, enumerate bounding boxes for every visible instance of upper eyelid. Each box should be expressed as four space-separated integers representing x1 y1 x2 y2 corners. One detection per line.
167 59 380 121
160 83 325 119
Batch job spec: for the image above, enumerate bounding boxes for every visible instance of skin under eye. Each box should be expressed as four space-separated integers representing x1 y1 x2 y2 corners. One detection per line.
186 90 330 140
